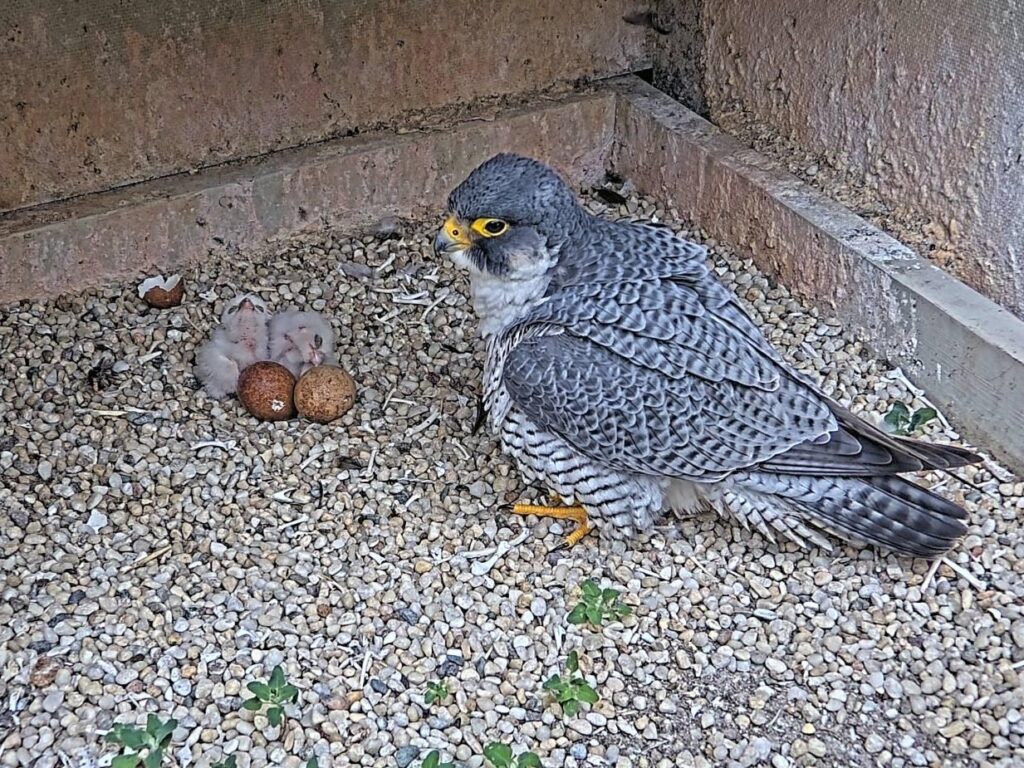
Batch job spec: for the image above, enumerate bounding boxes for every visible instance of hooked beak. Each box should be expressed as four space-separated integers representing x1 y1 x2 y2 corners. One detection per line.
433 215 473 256
309 347 325 367
239 297 255 311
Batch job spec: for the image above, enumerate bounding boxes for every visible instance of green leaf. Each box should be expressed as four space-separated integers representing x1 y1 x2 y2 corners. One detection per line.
422 751 439 768
247 681 272 700
566 604 587 625
267 706 283 727
601 588 620 602
269 665 286 688
143 749 164 768
884 402 911 434
242 697 263 711
150 717 177 745
517 753 543 768
212 758 238 768
111 756 140 768
575 683 599 704
542 674 561 691
581 580 601 599
910 407 937 432
566 651 579 673
306 758 319 768
278 683 299 703
586 604 603 626
483 742 514 768
562 699 579 717
107 725 146 749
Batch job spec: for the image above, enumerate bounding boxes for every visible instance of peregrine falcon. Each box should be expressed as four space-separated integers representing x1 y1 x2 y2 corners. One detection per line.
434 153 979 557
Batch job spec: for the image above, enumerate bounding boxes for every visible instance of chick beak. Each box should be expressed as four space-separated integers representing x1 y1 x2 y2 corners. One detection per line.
239 298 255 311
309 346 325 367
434 215 473 256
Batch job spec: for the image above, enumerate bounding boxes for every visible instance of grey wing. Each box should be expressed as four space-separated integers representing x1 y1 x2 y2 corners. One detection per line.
504 226 976 479
502 332 835 482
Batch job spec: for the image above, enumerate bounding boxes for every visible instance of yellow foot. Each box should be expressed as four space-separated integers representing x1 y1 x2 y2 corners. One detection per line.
511 502 594 550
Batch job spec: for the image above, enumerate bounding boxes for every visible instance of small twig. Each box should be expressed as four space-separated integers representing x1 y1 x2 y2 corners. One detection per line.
375 252 397 274
358 648 372 689
419 292 448 324
941 556 987 591
278 515 310 531
392 291 430 305
406 410 440 436
469 529 530 576
121 544 173 573
300 446 328 470
920 556 943 592
364 448 379 478
191 439 235 452
451 441 470 461
78 406 160 417
272 488 308 505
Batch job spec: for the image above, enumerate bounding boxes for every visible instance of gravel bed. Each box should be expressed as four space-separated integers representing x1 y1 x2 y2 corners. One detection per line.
1 188 1022 768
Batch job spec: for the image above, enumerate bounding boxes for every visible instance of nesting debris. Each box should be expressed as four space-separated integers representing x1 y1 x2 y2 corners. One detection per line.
0 192 1020 767
137 274 184 308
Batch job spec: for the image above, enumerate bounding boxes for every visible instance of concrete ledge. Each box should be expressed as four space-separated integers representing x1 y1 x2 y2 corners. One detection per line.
2 74 1020 473
0 89 615 304
609 76 1024 474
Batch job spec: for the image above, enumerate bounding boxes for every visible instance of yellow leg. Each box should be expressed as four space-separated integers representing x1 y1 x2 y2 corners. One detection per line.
511 502 594 549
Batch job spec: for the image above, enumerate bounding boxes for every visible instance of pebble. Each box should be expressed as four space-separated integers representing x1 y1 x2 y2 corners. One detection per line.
0 195 1018 768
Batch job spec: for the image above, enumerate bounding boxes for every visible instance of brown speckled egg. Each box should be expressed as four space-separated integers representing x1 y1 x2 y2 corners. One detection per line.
294 365 356 424
237 361 296 421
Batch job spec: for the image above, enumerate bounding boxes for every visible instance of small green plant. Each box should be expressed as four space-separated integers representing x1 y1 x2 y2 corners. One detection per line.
543 651 599 717
883 402 938 436
242 665 298 728
421 750 456 768
424 679 450 706
483 742 543 768
210 758 237 768
567 579 631 627
305 758 319 768
105 714 177 768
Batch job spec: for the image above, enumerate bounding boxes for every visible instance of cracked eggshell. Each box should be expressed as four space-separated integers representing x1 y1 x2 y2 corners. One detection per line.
294 364 357 424
138 274 185 308
236 361 296 421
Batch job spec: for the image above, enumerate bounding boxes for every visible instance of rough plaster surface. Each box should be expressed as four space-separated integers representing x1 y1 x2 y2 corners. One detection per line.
689 0 1024 319
0 0 645 211
0 91 615 304
609 77 1024 473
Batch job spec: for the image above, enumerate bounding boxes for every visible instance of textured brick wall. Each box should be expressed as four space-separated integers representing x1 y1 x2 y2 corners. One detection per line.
0 0 648 211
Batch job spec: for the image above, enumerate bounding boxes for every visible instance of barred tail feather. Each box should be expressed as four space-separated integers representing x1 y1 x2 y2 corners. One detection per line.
793 476 968 558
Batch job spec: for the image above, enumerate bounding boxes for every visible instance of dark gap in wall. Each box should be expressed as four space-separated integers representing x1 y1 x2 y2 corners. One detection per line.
634 67 655 84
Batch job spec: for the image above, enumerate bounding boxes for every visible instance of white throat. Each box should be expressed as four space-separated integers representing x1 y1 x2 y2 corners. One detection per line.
468 268 551 337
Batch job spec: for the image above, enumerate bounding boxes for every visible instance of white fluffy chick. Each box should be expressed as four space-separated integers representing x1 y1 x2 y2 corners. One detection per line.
269 311 337 378
194 293 271 398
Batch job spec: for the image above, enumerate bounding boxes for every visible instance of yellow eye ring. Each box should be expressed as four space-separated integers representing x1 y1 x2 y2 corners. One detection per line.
471 218 509 238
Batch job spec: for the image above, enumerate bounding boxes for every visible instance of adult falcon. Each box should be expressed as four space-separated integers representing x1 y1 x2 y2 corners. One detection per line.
433 153 979 558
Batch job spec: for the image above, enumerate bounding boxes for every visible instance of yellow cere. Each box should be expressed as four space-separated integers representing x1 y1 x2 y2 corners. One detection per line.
443 215 472 246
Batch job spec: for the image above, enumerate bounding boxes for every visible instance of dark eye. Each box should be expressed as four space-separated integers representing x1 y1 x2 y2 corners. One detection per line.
314 334 323 347
472 218 509 237
227 306 237 314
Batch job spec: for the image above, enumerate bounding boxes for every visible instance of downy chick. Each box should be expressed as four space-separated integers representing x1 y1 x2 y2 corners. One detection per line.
195 293 271 398
269 310 337 378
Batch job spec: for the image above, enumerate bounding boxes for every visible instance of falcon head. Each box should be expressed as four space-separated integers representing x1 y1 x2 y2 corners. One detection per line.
221 292 269 324
434 153 582 279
